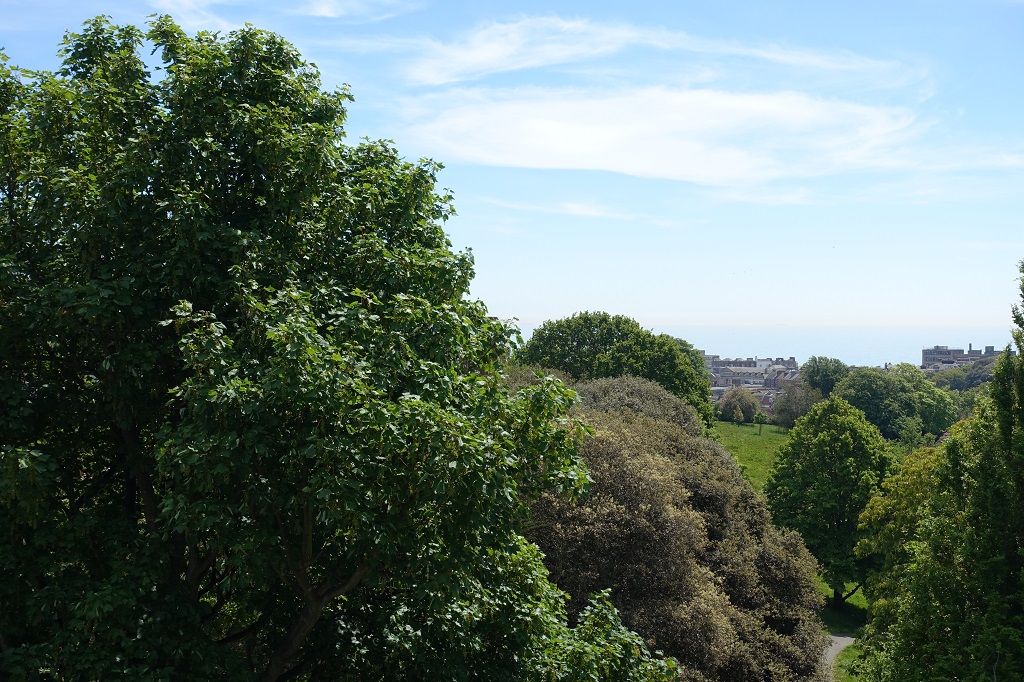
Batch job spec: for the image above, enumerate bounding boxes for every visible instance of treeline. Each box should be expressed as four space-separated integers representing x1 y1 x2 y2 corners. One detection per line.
851 290 1024 679
729 355 961 447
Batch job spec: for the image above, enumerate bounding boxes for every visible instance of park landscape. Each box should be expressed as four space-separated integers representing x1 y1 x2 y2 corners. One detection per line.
3 10 1024 682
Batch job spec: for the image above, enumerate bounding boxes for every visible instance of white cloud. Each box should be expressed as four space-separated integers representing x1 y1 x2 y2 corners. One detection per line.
296 0 419 21
404 86 921 186
478 196 686 227
403 16 903 85
149 0 234 32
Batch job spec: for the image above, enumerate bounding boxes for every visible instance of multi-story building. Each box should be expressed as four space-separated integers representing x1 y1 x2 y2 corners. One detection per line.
921 344 1006 371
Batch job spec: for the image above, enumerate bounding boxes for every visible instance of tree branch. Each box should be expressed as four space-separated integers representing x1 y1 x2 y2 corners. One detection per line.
259 563 372 682
842 582 863 601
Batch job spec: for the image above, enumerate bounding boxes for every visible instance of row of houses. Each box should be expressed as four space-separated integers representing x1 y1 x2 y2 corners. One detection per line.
700 352 802 416
701 353 800 389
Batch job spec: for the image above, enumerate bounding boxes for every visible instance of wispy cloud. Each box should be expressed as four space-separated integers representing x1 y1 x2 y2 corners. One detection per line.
404 86 922 186
402 16 904 85
295 0 419 22
149 0 234 32
479 196 686 227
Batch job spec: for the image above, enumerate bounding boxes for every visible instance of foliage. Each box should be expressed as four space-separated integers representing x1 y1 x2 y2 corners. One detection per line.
517 311 713 425
833 644 865 682
853 406 1023 680
855 446 943 639
773 379 823 428
801 356 849 397
834 365 957 441
929 354 997 392
574 375 704 437
712 420 789 491
0 18 678 680
503 363 573 393
765 397 894 603
854 263 1024 681
717 386 759 423
530 410 828 681
309 535 679 680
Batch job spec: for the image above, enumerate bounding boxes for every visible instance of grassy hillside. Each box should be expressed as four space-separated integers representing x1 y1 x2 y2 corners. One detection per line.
712 421 788 491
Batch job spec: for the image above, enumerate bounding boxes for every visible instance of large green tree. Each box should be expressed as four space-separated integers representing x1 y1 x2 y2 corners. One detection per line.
717 385 759 424
765 397 893 604
517 311 713 424
800 356 849 397
0 18 676 681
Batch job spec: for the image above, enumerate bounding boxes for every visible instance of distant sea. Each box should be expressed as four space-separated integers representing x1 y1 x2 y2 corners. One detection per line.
665 325 1015 368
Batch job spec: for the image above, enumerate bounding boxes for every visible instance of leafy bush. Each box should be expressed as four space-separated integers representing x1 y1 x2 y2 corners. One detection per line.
530 411 828 680
575 375 704 436
717 386 760 424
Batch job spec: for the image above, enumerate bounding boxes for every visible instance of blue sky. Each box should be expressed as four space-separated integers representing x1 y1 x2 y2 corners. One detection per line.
4 0 1024 365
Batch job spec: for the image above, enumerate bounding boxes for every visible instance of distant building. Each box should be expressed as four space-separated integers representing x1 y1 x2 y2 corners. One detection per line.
921 344 1007 371
700 351 799 388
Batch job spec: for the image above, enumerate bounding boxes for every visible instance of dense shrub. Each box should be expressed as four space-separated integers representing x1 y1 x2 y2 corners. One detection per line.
503 364 573 393
575 375 704 437
530 410 828 681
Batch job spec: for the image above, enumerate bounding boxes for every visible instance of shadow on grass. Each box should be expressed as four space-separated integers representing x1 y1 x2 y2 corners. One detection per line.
819 600 867 636
814 576 868 635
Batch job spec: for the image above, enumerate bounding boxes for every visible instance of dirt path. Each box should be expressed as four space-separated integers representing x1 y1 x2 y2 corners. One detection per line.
825 634 856 677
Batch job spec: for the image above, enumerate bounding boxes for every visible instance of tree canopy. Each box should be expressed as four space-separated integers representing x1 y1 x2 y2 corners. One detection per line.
772 379 823 429
717 385 759 424
516 311 714 424
834 364 957 442
928 354 998 392
574 375 704 437
0 18 677 680
800 356 849 397
765 397 893 603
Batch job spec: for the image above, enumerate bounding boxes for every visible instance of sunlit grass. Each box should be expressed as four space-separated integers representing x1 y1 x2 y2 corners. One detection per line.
712 420 788 491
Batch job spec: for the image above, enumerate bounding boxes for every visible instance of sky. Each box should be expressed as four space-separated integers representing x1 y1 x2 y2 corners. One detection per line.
3 0 1024 365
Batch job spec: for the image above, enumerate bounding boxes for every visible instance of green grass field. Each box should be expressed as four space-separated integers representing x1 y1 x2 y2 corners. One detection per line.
711 420 788 491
